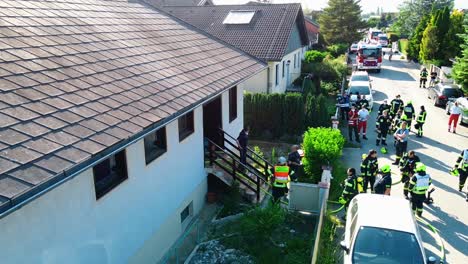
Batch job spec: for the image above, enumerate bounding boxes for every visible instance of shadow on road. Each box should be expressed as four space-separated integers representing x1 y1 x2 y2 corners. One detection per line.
426 204 468 258
372 91 388 102
410 135 461 157
374 68 416 81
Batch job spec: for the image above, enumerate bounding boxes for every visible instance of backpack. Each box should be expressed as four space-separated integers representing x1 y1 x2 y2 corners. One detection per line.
373 174 387 194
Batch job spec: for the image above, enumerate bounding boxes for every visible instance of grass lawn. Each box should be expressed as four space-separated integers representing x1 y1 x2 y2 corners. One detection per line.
398 39 409 55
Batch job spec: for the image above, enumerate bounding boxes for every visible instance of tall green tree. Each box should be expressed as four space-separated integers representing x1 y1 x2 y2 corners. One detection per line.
419 25 439 61
443 10 465 63
407 14 430 60
318 0 367 45
452 14 468 92
393 0 454 37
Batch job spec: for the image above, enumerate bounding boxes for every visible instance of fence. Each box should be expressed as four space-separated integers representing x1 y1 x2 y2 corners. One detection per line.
310 185 330 263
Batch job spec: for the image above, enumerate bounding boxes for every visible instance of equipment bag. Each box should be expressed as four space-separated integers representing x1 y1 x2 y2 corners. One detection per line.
414 123 420 129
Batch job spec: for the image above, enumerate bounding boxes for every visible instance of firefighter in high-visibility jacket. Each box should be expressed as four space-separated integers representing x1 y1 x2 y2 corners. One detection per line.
408 163 432 216
360 150 379 193
415 105 427 137
399 150 420 199
269 157 294 202
339 168 363 208
452 149 468 201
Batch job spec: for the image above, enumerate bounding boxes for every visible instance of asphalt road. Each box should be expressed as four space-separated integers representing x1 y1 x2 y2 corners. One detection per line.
341 51 468 263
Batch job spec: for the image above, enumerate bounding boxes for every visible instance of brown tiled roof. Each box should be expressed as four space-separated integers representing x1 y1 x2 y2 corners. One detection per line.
0 0 265 213
162 3 309 61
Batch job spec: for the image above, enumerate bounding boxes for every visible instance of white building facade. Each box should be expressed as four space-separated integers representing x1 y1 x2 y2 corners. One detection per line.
0 83 246 264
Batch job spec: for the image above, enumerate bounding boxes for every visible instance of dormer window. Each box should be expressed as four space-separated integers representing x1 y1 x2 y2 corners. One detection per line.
223 10 256 25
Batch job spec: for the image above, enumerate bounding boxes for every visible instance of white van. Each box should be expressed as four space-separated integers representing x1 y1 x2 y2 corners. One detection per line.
340 194 435 264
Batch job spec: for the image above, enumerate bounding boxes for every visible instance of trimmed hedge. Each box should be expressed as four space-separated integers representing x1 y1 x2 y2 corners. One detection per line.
244 93 330 139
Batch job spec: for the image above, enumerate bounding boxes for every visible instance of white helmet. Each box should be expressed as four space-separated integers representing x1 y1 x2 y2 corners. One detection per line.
278 157 287 165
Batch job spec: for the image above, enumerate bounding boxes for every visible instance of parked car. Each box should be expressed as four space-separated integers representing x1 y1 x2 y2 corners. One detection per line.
349 71 372 88
348 81 374 109
350 43 358 54
427 83 464 107
446 97 468 125
340 194 435 264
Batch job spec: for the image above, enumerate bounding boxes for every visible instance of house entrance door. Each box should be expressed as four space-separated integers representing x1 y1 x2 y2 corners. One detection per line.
203 96 223 147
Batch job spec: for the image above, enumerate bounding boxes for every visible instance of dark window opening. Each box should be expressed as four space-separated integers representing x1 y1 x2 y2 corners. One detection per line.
179 111 194 142
229 87 238 122
180 201 193 223
93 150 128 199
275 64 279 85
144 127 167 164
282 60 285 77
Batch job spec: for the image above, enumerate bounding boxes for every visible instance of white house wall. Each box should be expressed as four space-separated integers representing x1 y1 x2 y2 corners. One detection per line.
268 46 305 93
0 85 245 264
241 67 268 94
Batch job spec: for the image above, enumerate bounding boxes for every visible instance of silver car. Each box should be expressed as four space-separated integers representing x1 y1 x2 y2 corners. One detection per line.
446 97 468 125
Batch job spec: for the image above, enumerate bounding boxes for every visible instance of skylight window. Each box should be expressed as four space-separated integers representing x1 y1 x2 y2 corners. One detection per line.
223 10 256 25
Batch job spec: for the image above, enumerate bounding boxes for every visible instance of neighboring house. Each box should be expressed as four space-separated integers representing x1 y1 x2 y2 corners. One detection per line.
163 3 309 93
0 0 265 263
144 0 213 7
304 16 320 46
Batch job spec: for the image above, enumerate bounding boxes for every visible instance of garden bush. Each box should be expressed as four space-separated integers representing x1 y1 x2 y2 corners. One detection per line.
326 43 349 58
302 127 345 181
304 50 328 63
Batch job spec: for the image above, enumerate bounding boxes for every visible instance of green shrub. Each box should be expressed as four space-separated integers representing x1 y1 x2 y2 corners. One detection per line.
302 127 345 181
304 50 328 63
239 203 287 239
326 43 349 57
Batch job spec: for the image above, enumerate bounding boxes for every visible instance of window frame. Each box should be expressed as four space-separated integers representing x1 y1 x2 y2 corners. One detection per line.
178 111 195 142
144 126 167 165
93 150 128 200
229 86 238 122
275 64 279 85
282 60 285 77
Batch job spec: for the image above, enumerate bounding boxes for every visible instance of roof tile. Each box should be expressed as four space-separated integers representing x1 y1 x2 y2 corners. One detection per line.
90 133 120 147
0 113 19 128
34 116 67 130
74 139 106 155
80 118 108 132
0 176 30 199
2 106 40 121
12 122 50 138
8 165 54 185
54 147 90 164
24 138 62 154
53 110 83 124
0 78 21 92
105 126 132 139
22 102 57 115
44 131 80 146
63 124 95 139
0 158 19 175
0 146 41 165
35 155 74 174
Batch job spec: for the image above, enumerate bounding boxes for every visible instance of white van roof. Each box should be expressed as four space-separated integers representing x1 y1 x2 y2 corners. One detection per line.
352 194 417 234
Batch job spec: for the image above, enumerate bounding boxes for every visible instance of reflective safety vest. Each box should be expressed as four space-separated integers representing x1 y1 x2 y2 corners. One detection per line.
412 174 431 194
420 70 428 78
417 111 427 123
273 165 290 187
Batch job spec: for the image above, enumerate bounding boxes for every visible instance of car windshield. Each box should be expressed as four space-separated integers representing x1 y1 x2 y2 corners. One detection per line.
349 86 370 95
360 48 381 58
442 88 463 98
351 75 369 82
352 226 424 264
379 36 388 40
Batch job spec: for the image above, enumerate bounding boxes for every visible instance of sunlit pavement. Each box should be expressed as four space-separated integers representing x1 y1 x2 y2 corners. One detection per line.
341 53 467 263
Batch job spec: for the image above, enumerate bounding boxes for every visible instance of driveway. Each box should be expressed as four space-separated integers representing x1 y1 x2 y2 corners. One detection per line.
341 54 467 263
